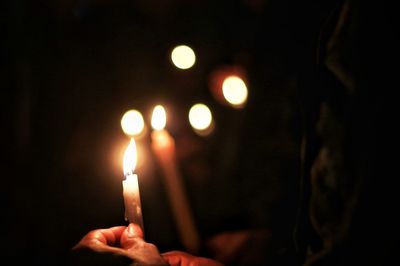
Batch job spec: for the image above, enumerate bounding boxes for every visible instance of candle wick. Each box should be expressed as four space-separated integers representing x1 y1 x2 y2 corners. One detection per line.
124 171 134 179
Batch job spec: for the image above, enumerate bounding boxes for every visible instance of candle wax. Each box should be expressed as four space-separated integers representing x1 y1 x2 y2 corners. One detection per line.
151 129 200 254
122 173 144 232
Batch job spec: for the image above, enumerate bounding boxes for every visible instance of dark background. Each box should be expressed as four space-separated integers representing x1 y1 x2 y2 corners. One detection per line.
2 0 395 265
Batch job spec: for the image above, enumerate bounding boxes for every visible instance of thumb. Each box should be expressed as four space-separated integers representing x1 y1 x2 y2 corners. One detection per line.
119 224 167 265
120 223 144 249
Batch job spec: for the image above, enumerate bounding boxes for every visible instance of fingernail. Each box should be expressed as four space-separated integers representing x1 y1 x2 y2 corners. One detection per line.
127 223 135 237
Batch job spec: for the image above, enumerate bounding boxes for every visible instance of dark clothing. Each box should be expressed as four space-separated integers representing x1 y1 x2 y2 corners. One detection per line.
293 0 397 265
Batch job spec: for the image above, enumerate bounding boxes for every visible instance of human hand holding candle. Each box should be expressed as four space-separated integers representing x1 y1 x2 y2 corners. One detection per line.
122 138 144 233
150 105 200 254
71 108 224 265
72 223 222 266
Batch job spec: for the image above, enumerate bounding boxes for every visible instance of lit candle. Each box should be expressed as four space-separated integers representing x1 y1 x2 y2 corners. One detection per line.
122 138 144 232
150 105 200 254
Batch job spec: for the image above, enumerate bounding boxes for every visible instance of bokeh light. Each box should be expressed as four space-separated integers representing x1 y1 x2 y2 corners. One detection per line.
188 103 213 136
171 45 196 69
151 105 167 130
121 109 145 136
208 65 248 108
222 75 248 108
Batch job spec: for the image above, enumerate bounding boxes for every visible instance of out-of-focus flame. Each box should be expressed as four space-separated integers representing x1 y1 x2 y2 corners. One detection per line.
123 138 137 176
121 110 145 136
171 45 196 69
188 103 213 131
151 105 167 130
222 75 248 108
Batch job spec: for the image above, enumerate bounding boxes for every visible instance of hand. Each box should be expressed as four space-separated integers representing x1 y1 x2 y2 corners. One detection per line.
206 229 271 266
72 223 224 266
162 251 224 266
72 223 167 266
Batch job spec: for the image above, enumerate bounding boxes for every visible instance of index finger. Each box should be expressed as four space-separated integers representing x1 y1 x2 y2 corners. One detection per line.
99 225 127 246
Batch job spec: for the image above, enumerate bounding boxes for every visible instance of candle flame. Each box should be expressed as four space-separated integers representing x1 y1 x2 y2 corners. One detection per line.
151 105 167 130
123 138 137 176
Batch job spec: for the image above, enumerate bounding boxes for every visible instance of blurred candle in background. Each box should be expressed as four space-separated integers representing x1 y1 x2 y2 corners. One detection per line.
150 105 200 254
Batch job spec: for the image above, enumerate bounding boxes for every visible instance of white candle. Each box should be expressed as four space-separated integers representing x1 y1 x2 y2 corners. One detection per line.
150 105 200 254
122 138 144 232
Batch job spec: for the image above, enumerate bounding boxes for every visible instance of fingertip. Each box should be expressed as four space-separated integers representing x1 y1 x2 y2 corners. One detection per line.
127 223 144 238
120 223 144 249
161 251 191 265
162 253 182 265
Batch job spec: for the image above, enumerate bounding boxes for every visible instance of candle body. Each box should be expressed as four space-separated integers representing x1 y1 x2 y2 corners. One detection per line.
151 129 200 254
122 174 144 232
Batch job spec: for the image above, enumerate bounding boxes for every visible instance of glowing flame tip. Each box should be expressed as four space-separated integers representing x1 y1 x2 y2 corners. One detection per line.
151 105 167 130
123 138 137 176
